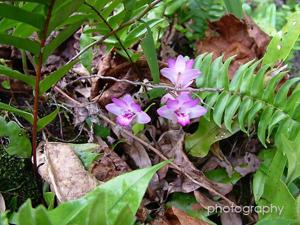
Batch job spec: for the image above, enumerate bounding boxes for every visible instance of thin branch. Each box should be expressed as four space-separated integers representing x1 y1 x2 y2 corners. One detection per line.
31 0 56 170
70 74 223 93
99 113 236 206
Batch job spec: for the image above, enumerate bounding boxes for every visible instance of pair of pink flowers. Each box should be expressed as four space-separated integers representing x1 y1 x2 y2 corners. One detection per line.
105 55 207 127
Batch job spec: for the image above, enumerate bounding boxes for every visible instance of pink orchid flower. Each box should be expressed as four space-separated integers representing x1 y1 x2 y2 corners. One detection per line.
160 55 201 88
157 92 207 126
105 94 151 126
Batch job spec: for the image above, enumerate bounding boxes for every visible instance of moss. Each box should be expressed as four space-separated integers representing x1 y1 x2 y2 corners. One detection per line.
0 145 41 211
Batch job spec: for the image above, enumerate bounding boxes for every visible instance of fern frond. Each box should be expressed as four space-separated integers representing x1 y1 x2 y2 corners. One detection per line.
195 54 300 147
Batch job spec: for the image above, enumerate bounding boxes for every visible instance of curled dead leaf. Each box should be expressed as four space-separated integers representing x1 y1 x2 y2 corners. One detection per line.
196 14 270 78
0 193 5 213
166 207 210 225
37 142 99 202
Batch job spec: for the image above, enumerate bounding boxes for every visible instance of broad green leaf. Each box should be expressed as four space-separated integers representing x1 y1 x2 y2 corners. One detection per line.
224 95 240 132
229 59 254 92
37 109 59 131
0 33 40 55
0 3 44 29
253 148 276 203
257 107 274 147
70 143 100 170
256 148 298 221
0 65 35 87
11 0 49 4
256 218 297 225
223 0 243 19
277 133 300 184
15 201 52 225
237 97 253 133
263 12 300 65
208 55 223 87
205 168 241 184
246 101 264 129
196 53 212 87
132 123 144 135
213 92 230 127
141 26 160 83
285 88 300 116
267 110 288 141
85 118 110 138
167 193 215 224
262 72 286 102
217 56 232 89
250 65 269 98
39 59 79 95
43 192 55 210
0 102 33 124
48 161 168 225
185 117 236 157
274 78 300 107
0 117 32 158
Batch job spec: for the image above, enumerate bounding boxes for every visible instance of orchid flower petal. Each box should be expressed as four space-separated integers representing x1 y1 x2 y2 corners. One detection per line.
130 102 142 112
122 94 135 105
186 59 194 69
136 111 151 124
112 97 127 107
188 105 207 119
105 103 124 115
175 55 186 72
161 93 175 104
161 68 177 84
157 106 177 122
167 58 176 68
178 69 200 87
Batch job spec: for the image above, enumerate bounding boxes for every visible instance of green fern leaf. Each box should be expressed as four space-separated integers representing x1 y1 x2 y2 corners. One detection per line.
195 54 300 147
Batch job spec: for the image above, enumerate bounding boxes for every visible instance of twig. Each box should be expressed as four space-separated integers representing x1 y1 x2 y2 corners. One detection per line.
70 74 223 93
84 2 144 81
99 113 236 206
31 0 56 171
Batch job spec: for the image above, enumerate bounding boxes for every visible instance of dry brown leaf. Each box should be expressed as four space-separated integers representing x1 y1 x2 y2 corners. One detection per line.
91 147 131 182
196 14 270 78
157 130 232 195
220 212 242 225
166 207 210 225
37 142 99 202
0 193 5 213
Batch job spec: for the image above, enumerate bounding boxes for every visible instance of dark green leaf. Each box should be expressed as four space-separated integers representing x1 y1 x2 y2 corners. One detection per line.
37 109 59 131
0 33 40 55
0 3 45 29
0 102 33 123
141 26 160 83
39 59 79 95
223 0 243 18
71 143 100 170
0 65 35 87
